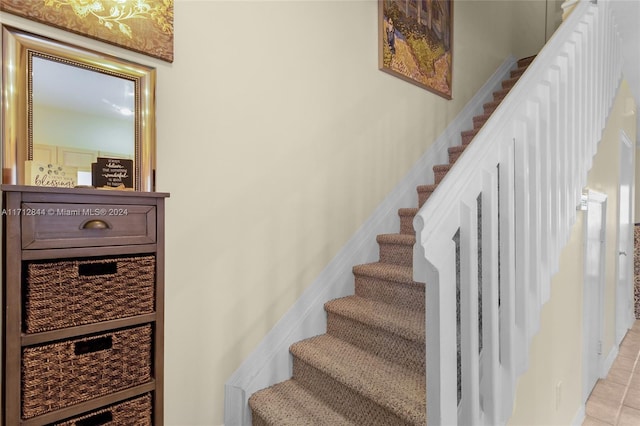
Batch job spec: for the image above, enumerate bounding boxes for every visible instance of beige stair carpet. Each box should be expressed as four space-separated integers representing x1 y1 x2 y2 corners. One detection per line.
248 56 535 425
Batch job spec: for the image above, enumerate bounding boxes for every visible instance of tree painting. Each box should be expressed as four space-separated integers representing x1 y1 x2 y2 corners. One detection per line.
380 0 453 99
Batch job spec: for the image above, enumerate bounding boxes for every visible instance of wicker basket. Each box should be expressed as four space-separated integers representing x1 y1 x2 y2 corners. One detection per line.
24 255 155 333
53 393 152 426
22 325 152 419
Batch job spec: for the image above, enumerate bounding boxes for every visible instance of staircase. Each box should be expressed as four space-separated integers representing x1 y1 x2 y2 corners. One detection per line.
247 57 535 425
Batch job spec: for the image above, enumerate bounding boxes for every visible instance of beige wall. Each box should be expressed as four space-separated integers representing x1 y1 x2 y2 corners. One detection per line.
509 80 637 425
509 210 585 425
159 2 546 424
1 1 550 424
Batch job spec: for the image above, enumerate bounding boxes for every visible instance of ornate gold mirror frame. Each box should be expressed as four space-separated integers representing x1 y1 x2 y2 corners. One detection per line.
2 26 156 191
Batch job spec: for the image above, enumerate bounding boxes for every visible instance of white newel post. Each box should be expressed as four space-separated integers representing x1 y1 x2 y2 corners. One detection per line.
414 225 459 426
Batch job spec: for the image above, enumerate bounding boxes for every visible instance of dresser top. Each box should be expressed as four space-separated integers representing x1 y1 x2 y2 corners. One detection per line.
1 184 170 198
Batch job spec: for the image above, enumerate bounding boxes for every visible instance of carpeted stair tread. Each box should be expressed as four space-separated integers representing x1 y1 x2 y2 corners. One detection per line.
448 145 466 154
417 183 438 192
353 262 424 312
377 232 415 246
290 334 426 425
248 55 539 425
398 207 419 216
517 55 535 67
433 163 452 172
249 379 357 426
325 296 425 342
353 261 416 285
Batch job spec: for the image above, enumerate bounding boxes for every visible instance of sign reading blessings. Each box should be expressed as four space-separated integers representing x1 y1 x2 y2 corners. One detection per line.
24 161 77 188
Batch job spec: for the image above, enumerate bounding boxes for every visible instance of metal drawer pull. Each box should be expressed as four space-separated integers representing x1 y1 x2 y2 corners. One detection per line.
81 219 110 230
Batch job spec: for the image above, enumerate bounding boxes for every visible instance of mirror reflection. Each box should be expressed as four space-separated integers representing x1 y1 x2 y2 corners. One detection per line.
31 56 135 186
2 26 157 191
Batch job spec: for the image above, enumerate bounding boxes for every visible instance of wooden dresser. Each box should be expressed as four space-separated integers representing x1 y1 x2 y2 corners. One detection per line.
1 185 168 425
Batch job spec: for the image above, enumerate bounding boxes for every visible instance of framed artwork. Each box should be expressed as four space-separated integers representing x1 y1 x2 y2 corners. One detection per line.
0 0 174 62
379 0 453 99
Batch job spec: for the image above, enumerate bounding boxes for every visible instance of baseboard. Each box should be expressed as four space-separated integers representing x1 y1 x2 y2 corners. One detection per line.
601 344 619 378
571 404 586 426
223 55 517 426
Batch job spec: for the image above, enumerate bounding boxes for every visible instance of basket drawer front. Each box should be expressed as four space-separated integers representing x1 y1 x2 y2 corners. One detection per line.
24 256 155 334
21 202 156 249
52 393 152 426
22 325 152 419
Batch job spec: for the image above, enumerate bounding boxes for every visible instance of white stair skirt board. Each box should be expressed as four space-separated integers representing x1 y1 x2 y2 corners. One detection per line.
571 404 586 426
223 55 517 426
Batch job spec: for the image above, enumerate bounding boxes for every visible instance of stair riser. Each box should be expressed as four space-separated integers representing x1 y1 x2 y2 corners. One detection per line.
250 413 269 426
354 275 424 311
517 56 535 67
461 131 476 145
417 189 433 208
510 68 525 78
473 115 488 129
399 212 416 235
493 89 509 101
501 78 517 90
484 102 499 115
434 169 448 184
293 359 414 426
449 149 464 164
378 242 413 267
326 313 425 373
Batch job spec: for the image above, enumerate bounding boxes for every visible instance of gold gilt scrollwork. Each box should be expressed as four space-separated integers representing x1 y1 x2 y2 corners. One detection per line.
43 0 173 39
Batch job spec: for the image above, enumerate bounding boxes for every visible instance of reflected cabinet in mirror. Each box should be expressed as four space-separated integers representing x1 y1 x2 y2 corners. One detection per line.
2 26 156 191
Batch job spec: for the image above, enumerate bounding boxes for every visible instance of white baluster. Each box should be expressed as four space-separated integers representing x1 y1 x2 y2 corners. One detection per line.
413 2 625 423
480 166 501 425
459 196 480 425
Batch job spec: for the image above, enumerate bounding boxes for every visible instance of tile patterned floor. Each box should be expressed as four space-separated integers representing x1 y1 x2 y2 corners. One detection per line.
583 321 640 425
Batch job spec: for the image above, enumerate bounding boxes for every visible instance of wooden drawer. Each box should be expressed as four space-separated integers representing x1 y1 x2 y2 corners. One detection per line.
21 202 156 249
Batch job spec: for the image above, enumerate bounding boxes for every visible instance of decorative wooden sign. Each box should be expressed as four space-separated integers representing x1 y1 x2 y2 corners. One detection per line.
92 157 134 189
24 161 78 188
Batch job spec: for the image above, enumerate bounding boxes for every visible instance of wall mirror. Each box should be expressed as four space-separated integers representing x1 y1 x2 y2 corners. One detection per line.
2 26 156 191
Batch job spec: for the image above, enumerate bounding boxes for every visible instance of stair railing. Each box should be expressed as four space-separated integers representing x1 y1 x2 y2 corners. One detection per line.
413 1 623 424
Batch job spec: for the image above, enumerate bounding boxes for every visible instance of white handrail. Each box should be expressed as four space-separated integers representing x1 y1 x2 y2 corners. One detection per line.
413 0 623 424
